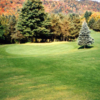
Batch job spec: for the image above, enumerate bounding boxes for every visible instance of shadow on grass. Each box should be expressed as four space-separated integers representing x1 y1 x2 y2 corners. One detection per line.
78 46 94 49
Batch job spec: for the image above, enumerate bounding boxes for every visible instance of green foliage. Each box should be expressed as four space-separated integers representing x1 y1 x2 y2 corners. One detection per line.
47 13 81 41
11 31 25 43
78 21 94 48
48 14 61 40
4 15 17 43
0 15 17 43
68 13 82 41
16 0 50 42
88 17 95 29
0 15 9 43
84 11 92 22
93 19 100 31
8 15 16 35
0 21 5 41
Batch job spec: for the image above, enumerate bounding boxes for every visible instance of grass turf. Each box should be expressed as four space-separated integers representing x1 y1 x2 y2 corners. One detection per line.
0 30 100 100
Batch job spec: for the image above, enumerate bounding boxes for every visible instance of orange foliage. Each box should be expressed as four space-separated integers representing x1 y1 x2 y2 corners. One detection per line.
0 0 100 16
89 12 100 21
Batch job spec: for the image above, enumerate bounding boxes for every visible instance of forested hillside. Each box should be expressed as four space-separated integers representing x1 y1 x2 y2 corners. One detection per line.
0 0 100 16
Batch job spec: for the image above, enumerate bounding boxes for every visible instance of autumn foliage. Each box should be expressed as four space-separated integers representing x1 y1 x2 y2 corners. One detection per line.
0 0 100 17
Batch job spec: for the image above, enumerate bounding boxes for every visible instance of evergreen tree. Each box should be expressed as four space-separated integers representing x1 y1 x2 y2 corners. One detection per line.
16 0 50 42
84 11 92 22
78 21 94 48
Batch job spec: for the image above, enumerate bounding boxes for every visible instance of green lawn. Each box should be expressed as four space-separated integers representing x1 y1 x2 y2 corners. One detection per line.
0 30 100 100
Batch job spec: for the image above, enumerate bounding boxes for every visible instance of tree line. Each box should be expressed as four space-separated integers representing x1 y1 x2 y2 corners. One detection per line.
0 0 82 44
84 11 100 31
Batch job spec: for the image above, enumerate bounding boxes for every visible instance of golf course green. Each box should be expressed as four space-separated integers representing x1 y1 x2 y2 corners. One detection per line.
0 30 100 100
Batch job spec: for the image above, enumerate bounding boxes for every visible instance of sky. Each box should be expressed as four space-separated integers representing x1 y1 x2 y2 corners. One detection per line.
78 0 100 2
92 0 100 2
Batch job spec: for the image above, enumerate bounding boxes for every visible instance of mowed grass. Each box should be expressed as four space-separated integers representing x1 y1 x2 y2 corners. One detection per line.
0 30 100 100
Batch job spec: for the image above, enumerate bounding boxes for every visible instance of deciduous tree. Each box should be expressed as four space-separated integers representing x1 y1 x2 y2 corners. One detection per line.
92 19 100 31
88 17 95 29
0 21 5 43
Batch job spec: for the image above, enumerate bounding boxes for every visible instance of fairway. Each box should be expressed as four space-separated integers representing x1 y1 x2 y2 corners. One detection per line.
0 30 100 100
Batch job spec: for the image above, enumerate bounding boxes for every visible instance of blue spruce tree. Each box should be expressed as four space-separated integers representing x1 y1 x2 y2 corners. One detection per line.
78 21 94 48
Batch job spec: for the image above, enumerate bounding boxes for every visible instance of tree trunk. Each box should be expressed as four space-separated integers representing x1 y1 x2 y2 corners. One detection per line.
31 36 33 42
52 36 54 41
35 37 37 42
84 45 85 49
63 36 65 41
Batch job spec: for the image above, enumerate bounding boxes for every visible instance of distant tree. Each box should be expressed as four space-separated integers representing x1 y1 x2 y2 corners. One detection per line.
48 13 81 41
78 21 94 48
7 15 17 43
92 19 100 31
16 0 50 42
0 21 5 43
59 16 70 41
48 14 61 41
8 15 16 34
11 31 25 43
88 17 95 29
68 13 82 41
84 11 92 22
0 15 9 43
89 12 100 22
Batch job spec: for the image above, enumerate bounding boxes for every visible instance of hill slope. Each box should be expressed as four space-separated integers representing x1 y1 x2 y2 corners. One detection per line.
0 0 100 15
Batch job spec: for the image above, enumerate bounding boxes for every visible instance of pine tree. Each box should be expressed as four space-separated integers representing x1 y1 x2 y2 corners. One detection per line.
16 0 50 42
84 11 92 23
78 21 94 48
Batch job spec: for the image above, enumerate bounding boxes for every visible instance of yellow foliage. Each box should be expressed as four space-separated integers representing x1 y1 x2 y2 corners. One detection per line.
89 12 100 22
0 15 8 26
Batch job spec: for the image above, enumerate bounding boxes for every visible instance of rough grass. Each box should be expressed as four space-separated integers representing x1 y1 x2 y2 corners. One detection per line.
0 30 100 100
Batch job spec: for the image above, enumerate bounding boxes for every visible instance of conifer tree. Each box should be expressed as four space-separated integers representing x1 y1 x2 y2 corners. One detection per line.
16 0 50 42
78 21 94 48
84 11 92 23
